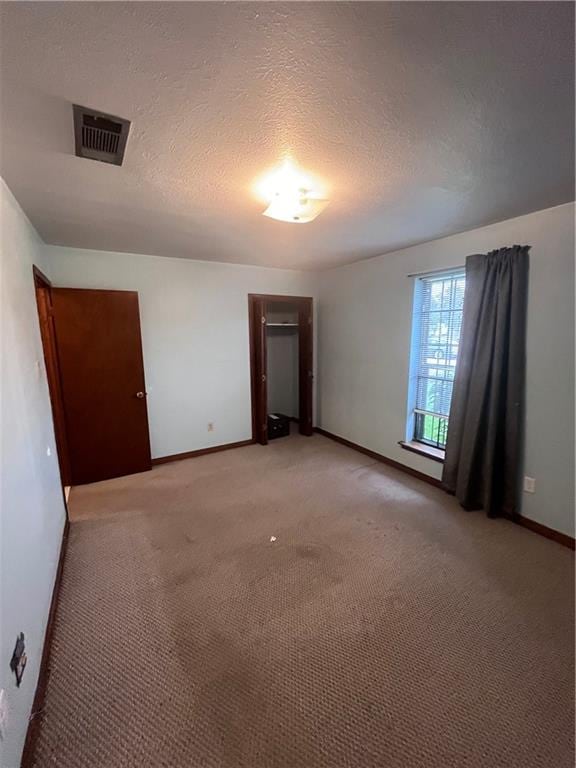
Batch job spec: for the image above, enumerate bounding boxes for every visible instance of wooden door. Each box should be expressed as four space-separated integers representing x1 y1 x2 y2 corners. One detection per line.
51 288 152 484
249 297 268 444
298 298 314 436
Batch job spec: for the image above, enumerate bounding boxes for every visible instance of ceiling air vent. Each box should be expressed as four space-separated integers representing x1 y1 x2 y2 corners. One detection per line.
73 105 131 166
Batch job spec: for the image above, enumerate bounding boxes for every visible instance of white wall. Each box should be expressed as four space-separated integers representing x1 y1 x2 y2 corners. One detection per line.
318 202 575 538
0 180 67 766
44 247 317 459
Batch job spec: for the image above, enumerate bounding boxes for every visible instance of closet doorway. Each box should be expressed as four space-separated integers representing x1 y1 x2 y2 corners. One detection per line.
248 295 313 445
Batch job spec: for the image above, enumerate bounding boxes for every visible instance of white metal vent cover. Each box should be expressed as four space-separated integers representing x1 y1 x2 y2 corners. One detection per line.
73 104 131 166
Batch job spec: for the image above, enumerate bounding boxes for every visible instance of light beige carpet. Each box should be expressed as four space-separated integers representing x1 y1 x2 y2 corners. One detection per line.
33 434 574 767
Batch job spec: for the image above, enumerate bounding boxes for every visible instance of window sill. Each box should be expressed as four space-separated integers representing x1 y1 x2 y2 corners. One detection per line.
399 440 445 463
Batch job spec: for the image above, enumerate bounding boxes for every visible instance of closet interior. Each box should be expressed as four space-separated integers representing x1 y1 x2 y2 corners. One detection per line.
266 301 299 438
248 293 313 445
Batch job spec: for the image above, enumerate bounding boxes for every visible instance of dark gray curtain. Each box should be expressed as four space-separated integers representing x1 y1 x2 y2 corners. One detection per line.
442 245 530 519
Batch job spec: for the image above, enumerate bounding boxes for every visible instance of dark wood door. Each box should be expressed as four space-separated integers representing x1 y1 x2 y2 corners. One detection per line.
249 297 268 445
51 288 152 484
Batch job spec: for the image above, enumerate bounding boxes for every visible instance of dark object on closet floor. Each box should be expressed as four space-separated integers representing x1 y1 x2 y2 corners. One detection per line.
267 413 290 439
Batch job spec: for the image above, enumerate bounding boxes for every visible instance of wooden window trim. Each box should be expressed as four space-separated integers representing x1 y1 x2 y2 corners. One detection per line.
399 440 445 464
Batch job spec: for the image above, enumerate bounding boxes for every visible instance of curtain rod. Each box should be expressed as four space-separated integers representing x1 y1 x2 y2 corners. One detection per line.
407 265 465 279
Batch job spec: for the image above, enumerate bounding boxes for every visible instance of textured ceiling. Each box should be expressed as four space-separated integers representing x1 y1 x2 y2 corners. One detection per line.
0 2 573 270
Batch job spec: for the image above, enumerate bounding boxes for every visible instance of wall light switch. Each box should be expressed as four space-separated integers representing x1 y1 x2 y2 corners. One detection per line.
523 476 536 494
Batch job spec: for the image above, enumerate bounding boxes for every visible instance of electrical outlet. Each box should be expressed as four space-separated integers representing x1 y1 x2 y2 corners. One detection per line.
523 476 536 494
46 446 52 457
207 423 214 432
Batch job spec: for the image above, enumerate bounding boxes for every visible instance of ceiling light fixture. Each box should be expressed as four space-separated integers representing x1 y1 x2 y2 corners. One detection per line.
255 158 329 224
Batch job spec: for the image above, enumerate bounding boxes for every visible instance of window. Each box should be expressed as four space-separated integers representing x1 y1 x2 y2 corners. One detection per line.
407 269 465 452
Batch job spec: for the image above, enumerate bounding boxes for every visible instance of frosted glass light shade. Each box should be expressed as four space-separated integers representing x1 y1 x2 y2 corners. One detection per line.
263 190 329 223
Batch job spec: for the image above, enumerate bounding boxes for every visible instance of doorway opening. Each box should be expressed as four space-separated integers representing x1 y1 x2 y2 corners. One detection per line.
248 294 313 445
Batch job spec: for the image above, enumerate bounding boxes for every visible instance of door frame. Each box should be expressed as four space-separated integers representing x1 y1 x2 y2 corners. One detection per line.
248 294 314 445
32 266 72 488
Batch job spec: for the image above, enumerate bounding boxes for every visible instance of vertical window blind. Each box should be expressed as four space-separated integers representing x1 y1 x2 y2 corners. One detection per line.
411 269 466 449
